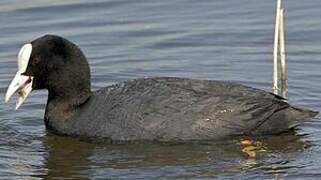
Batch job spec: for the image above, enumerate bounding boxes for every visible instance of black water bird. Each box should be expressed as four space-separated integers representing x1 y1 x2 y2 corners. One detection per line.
5 35 318 142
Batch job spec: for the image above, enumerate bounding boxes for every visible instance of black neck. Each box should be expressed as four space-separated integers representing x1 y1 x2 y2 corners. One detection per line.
44 89 91 133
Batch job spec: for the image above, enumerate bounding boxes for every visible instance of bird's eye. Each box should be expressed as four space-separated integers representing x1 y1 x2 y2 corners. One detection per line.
33 58 40 64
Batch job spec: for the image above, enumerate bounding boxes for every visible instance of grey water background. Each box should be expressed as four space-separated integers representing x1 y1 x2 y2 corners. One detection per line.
0 0 321 179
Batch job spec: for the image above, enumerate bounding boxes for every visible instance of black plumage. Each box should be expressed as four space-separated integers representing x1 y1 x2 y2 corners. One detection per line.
18 35 319 142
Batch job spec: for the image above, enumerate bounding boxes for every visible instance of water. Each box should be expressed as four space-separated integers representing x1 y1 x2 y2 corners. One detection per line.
1 0 321 179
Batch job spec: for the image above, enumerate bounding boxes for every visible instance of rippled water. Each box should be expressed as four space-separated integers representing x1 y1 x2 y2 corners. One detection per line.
1 0 321 179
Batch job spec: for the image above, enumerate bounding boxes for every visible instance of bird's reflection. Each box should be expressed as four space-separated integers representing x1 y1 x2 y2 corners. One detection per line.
39 130 311 179
41 133 95 179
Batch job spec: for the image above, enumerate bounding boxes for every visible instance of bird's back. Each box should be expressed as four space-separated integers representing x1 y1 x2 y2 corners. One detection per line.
71 77 317 141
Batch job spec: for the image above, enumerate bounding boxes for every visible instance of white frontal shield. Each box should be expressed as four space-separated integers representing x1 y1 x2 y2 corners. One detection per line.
5 43 34 110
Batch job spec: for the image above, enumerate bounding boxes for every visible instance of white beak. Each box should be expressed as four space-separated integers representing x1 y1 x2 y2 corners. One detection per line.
5 43 34 110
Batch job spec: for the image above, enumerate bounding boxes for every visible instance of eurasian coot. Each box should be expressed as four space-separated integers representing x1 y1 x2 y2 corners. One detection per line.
5 35 318 142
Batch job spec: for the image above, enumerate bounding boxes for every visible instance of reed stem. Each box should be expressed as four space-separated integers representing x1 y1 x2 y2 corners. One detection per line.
273 0 282 95
279 8 286 98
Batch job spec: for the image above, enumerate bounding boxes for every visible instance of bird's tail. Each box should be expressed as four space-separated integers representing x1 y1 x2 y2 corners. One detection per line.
286 106 318 128
254 105 318 135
